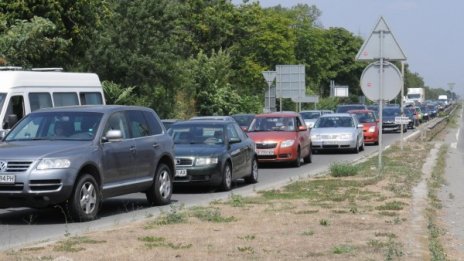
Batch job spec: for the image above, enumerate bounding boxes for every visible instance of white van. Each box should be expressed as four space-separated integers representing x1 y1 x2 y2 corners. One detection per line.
0 69 105 133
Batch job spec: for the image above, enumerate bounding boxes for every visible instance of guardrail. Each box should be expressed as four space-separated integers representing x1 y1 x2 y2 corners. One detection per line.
420 104 458 141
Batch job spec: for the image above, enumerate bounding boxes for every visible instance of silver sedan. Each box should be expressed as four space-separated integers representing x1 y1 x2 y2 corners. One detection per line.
310 113 365 153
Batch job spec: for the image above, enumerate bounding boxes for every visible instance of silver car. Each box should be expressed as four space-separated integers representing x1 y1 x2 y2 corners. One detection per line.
0 105 175 221
300 110 334 128
310 113 365 153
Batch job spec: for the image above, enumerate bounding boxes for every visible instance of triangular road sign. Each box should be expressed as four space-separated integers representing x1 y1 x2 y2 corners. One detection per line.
356 17 406 61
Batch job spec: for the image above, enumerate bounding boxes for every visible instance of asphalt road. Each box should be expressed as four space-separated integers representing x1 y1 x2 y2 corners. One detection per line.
0 130 416 250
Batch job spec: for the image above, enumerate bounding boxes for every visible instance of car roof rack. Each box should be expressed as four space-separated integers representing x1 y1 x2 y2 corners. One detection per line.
0 66 23 71
31 68 63 72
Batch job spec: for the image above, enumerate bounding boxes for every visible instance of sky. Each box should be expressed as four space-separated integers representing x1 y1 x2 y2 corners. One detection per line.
232 0 464 96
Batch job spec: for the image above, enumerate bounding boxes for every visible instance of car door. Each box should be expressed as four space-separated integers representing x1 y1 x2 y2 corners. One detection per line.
226 123 247 178
101 111 136 185
296 116 310 157
233 123 253 177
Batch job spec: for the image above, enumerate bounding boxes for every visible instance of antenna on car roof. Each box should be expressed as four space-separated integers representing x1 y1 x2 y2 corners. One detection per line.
0 66 23 71
31 68 63 72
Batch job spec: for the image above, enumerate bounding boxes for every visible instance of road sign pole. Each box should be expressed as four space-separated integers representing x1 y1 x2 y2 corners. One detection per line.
400 61 405 150
267 81 272 112
378 30 384 172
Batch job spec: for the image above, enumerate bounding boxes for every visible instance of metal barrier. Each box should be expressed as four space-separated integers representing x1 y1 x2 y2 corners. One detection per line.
420 105 458 141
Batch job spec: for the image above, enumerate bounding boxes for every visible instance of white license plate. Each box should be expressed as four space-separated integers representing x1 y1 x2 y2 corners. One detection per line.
0 174 15 184
257 149 274 156
175 169 187 177
323 141 338 145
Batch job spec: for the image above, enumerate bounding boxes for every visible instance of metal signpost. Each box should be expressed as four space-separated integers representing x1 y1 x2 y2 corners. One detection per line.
262 71 277 112
356 17 406 171
276 65 305 111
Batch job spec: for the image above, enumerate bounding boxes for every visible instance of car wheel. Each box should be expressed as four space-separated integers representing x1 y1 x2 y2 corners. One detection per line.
244 157 258 184
68 174 100 222
303 147 312 164
360 140 365 151
353 139 360 154
146 163 172 206
293 148 301 167
220 162 232 191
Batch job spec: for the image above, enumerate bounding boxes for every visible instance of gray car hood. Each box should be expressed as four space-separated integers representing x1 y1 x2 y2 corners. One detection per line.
0 141 94 160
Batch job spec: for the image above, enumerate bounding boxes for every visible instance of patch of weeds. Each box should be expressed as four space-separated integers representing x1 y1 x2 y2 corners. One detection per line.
19 246 46 252
53 236 106 252
384 238 403 260
237 246 255 254
367 239 388 252
229 194 246 207
332 209 348 214
319 219 330 226
332 245 355 254
349 206 358 214
294 209 319 215
301 229 314 236
146 205 187 228
375 201 405 211
238 235 256 241
375 232 397 238
138 236 192 249
190 206 236 223
330 162 359 177
378 211 399 217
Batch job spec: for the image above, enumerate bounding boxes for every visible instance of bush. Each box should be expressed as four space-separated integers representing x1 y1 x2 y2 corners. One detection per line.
330 162 359 177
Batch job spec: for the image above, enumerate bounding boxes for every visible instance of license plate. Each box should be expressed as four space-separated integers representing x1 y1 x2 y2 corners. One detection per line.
323 141 338 145
0 174 15 184
175 169 187 177
257 149 274 156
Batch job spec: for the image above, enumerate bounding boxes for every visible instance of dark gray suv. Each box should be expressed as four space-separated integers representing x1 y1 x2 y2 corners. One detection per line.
0 105 175 221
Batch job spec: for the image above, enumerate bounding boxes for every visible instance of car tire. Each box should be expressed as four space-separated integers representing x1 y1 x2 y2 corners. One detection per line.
68 174 100 222
293 148 301 167
303 147 312 164
353 139 360 154
146 163 172 206
220 162 232 191
360 140 365 151
244 157 258 184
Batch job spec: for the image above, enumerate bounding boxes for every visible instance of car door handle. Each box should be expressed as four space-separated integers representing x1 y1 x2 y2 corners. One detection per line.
153 143 160 148
129 146 136 153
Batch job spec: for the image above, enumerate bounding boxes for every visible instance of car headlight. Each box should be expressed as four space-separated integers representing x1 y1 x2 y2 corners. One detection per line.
368 126 376 133
37 159 71 170
339 134 352 140
195 157 218 166
281 139 295 148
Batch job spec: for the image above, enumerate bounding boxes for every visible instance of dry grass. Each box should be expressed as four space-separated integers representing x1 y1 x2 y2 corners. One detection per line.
0 141 445 261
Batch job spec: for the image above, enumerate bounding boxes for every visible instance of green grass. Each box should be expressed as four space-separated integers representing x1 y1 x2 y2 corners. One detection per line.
332 245 355 254
53 236 106 252
330 162 360 177
138 236 192 249
189 206 236 223
375 201 406 211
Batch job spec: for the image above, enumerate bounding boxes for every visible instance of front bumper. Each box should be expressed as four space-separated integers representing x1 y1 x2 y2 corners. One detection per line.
173 164 223 186
311 139 356 150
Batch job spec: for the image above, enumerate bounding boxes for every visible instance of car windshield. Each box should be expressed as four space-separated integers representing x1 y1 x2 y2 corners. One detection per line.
300 111 321 120
168 124 225 145
232 115 254 128
383 108 401 117
248 116 296 132
314 116 354 128
352 112 376 123
5 111 103 141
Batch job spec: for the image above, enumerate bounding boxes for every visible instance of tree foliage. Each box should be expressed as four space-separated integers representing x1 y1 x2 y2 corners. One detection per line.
0 1 445 118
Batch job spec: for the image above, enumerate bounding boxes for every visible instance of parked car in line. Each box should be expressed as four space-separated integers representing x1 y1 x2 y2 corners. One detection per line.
348 109 380 145
310 113 364 153
161 119 181 131
168 119 258 191
299 110 322 129
382 106 407 133
0 105 175 221
403 107 418 129
231 113 255 131
335 104 368 113
247 112 311 167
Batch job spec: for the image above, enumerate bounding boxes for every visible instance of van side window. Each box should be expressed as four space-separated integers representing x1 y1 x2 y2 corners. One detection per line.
3 95 24 129
80 92 103 105
53 93 79 107
29 93 53 111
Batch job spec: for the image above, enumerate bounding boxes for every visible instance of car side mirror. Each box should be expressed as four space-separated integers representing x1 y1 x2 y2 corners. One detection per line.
229 137 241 144
357 124 364 128
298 125 307 131
102 130 123 143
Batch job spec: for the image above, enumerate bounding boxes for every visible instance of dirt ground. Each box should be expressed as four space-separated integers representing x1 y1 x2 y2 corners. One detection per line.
0 140 456 261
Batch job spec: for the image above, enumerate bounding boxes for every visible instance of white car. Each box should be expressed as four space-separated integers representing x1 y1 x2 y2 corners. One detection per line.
310 113 365 153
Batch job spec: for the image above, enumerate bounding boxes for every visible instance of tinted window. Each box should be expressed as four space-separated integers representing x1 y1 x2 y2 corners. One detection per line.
127 110 150 138
169 123 225 145
53 93 79 107
143 111 163 135
104 112 130 139
80 92 103 105
29 93 53 111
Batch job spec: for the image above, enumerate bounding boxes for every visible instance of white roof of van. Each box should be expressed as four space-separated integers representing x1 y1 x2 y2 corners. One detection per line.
0 71 101 89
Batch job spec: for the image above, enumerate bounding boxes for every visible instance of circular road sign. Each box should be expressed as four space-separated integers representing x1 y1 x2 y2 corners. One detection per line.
360 61 402 101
